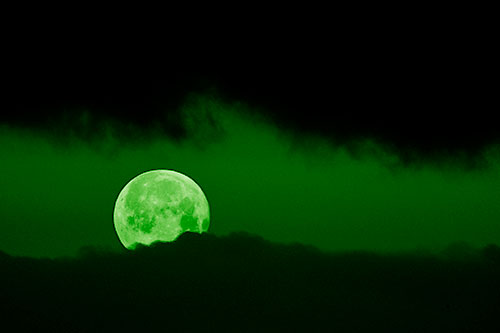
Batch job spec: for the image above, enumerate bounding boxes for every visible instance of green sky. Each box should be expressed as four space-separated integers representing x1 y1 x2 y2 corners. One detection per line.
1 95 499 257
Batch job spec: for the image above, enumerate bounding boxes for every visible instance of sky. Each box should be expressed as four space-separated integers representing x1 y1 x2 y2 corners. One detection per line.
2 12 500 331
1 93 499 257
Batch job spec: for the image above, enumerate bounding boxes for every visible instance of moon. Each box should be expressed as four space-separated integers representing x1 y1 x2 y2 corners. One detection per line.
113 170 210 249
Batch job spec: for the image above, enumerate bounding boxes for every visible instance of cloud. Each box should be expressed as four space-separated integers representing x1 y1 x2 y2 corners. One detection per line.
1 95 500 257
1 233 499 331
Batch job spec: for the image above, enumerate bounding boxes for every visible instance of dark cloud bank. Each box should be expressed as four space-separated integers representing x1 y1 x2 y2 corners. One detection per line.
1 233 500 332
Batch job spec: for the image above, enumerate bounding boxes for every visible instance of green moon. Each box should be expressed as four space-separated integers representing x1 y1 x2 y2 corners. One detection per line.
113 170 210 249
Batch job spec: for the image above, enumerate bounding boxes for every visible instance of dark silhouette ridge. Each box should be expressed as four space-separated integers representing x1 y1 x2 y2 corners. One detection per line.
1 232 499 332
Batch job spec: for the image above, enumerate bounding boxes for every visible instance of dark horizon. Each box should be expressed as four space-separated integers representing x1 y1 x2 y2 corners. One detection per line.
1 232 500 332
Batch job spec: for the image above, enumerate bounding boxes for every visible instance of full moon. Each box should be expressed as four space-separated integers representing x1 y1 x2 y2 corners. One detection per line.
113 170 210 249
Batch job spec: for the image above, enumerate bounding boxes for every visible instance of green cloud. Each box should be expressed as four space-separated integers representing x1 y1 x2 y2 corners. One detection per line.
1 95 499 257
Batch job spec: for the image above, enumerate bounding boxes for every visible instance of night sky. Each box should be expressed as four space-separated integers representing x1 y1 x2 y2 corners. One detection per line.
1 19 499 331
